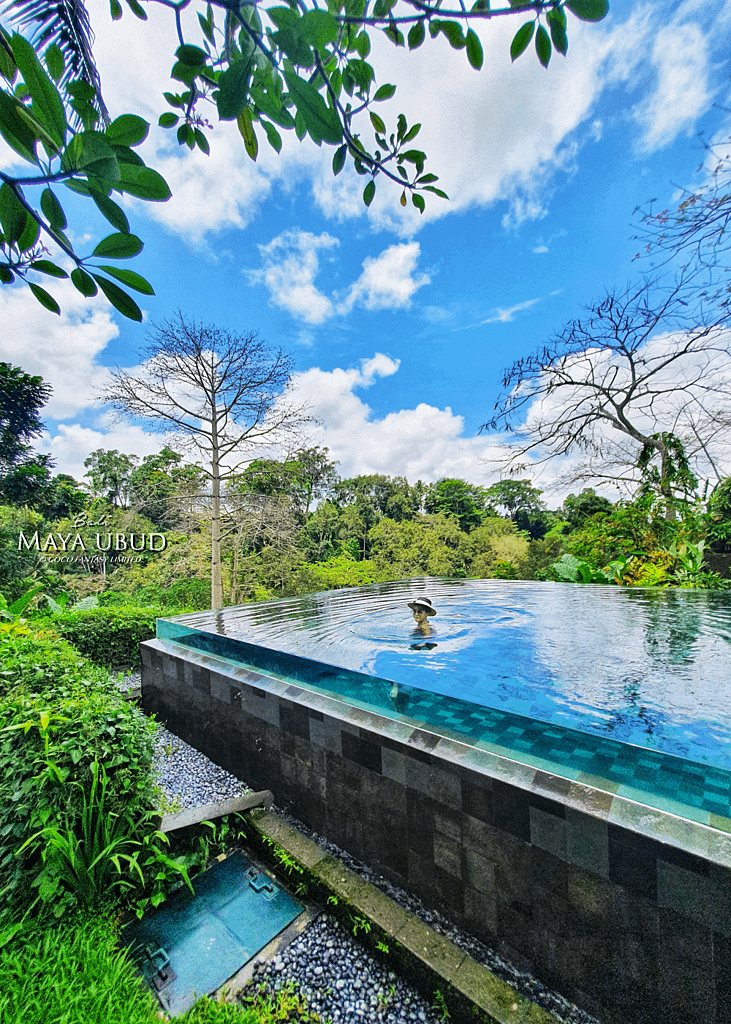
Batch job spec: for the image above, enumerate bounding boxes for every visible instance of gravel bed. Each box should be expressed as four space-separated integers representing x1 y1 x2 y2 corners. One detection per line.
248 915 447 1024
121 671 600 1024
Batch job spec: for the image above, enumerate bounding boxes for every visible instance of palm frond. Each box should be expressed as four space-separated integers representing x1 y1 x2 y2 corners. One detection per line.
1 0 110 126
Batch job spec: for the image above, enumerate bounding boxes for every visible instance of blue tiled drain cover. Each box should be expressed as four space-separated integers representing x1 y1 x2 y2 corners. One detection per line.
123 851 303 1016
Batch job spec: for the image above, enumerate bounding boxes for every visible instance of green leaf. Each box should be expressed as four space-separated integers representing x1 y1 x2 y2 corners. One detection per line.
283 70 342 145
29 259 67 278
465 29 483 70
91 232 143 259
40 188 66 230
271 26 314 67
0 266 14 284
369 111 386 134
535 24 551 67
106 114 149 147
565 0 609 21
62 132 120 183
436 20 466 49
91 274 142 321
423 185 449 199
0 87 39 162
91 191 130 233
332 143 347 175
237 106 258 160
71 267 97 297
402 123 421 142
408 21 425 50
216 58 253 120
45 44 64 84
194 127 210 154
96 265 154 294
198 12 215 45
11 33 66 146
158 112 178 128
176 44 208 67
110 0 123 19
412 192 425 213
373 83 396 102
355 31 371 58
17 211 39 251
115 164 171 201
363 179 375 206
300 10 339 48
125 0 147 20
267 7 299 29
260 119 281 154
0 182 27 243
28 281 60 314
547 9 568 55
510 21 535 61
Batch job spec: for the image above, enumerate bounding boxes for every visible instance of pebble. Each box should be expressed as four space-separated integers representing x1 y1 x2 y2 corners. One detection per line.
119 671 600 1024
247 916 446 1024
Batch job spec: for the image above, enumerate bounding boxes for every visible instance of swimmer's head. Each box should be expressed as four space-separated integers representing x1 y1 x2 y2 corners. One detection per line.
407 597 436 624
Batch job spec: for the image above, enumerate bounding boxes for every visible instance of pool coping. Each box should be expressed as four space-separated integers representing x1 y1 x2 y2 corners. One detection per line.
151 637 731 870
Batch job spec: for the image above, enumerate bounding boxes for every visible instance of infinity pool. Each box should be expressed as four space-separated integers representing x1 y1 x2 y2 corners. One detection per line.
157 578 731 771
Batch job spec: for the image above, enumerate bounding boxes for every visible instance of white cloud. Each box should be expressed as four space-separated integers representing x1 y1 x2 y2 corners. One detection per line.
341 243 430 312
290 354 507 486
0 282 119 418
39 421 168 484
252 230 339 325
630 13 714 153
252 231 429 322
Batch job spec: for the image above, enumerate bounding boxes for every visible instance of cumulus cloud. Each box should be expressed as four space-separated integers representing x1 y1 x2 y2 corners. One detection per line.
252 231 430 322
341 243 430 312
0 282 120 418
290 353 508 486
39 421 168 485
251 230 340 325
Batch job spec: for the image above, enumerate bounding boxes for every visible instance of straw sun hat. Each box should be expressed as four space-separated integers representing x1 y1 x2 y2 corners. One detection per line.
407 596 436 616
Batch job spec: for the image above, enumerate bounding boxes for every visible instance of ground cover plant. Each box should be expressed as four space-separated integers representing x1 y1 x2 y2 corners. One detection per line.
0 913 326 1024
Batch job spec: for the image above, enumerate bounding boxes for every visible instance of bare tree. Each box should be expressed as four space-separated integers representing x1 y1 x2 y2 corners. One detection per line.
483 274 731 508
101 312 310 609
633 131 731 297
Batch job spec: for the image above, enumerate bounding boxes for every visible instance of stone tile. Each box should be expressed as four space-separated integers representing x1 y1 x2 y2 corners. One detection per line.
463 886 497 938
493 780 531 842
567 865 614 920
308 716 342 755
381 746 406 785
434 832 462 879
404 758 461 805
565 807 609 878
530 806 567 859
657 858 715 929
608 823 659 900
463 846 495 895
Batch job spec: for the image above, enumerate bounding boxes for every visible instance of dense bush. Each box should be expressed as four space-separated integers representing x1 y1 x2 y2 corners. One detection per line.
47 607 160 667
0 631 156 918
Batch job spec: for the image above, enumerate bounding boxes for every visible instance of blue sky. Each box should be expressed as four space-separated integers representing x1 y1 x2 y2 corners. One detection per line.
2 0 730 505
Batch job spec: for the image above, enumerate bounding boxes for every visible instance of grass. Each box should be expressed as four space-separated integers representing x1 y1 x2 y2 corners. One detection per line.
0 914 326 1024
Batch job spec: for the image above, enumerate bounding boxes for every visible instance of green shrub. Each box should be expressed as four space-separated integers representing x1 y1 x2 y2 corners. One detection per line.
0 632 156 918
48 607 160 667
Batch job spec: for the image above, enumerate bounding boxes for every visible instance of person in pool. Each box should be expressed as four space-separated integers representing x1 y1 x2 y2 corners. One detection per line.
390 597 438 705
408 596 436 635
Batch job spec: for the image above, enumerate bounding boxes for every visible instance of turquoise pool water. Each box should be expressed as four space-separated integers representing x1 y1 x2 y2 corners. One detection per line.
157 579 731 774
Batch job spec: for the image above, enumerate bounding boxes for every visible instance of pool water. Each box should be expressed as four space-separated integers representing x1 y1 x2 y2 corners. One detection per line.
157 579 731 773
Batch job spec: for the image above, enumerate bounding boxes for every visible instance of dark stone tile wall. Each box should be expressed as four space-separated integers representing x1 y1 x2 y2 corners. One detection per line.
142 641 731 1024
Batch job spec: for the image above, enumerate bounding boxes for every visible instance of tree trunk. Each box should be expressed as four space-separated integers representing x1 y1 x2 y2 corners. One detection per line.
210 411 223 610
